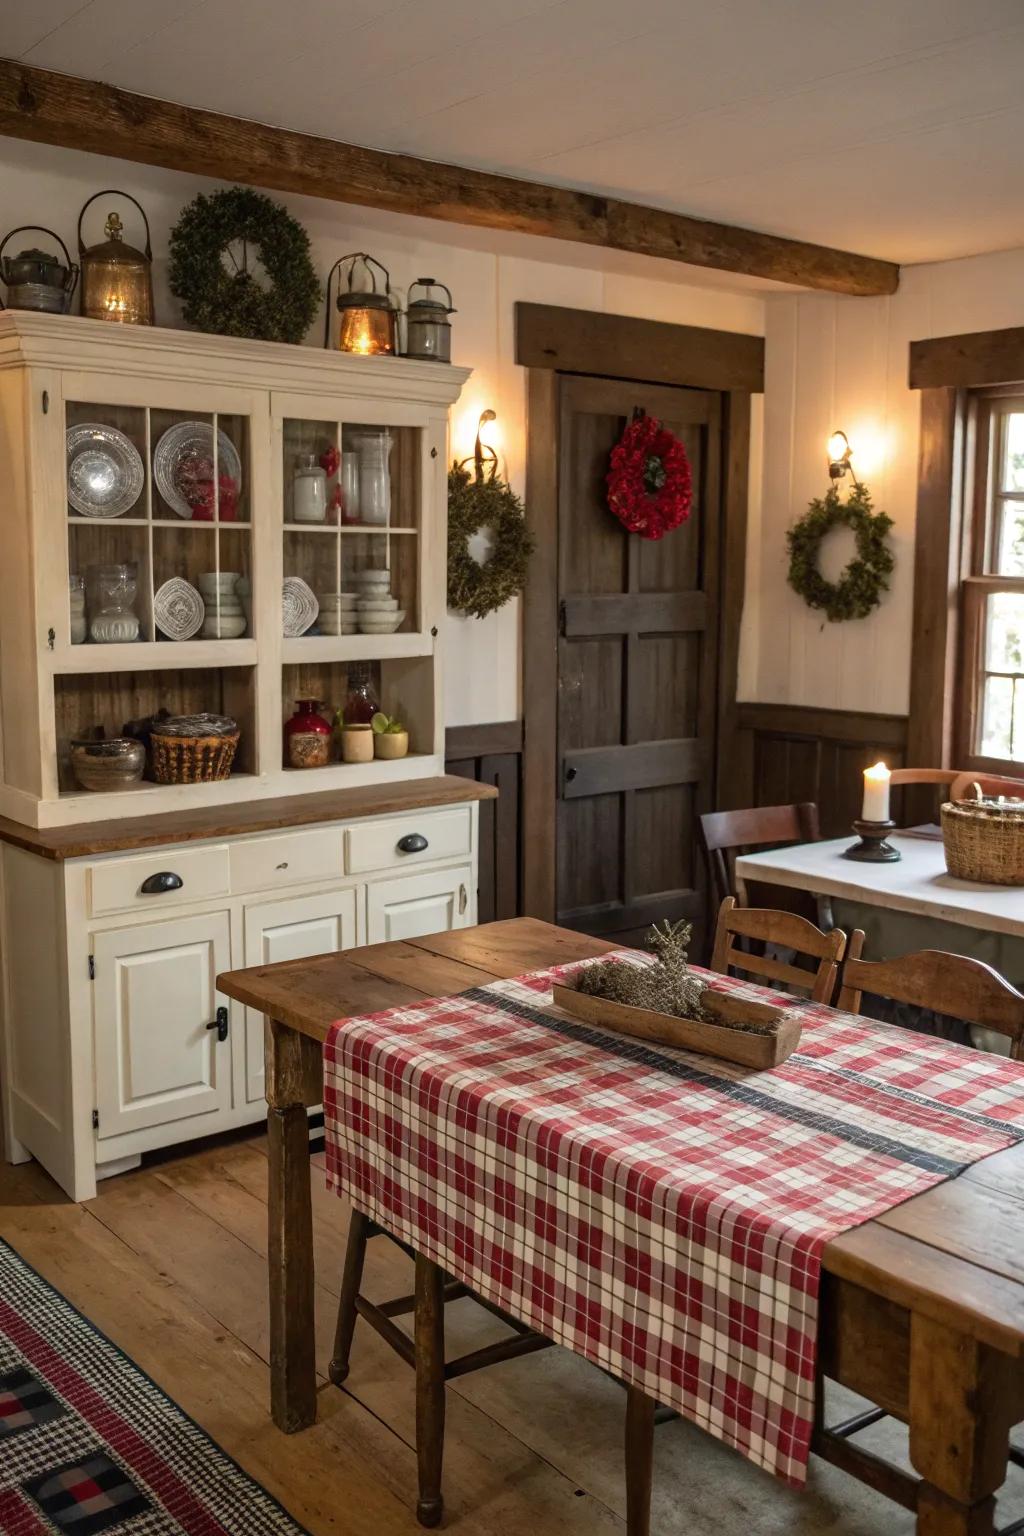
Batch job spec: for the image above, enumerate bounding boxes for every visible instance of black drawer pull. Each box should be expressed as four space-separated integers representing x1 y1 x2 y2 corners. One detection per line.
205 1006 229 1042
140 871 183 895
397 832 429 854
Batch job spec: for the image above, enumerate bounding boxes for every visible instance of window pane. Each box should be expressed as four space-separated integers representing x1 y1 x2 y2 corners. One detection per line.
995 498 1024 575
1003 412 1024 492
981 674 1014 759
985 591 1024 671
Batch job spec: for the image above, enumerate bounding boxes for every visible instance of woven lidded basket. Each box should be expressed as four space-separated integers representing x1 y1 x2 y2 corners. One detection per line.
941 794 1024 885
150 713 239 784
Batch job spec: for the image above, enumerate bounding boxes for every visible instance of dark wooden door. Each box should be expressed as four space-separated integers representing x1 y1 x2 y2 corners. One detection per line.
556 375 721 947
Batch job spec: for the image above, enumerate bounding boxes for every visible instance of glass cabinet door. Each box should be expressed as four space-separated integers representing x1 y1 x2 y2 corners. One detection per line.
64 396 253 650
281 414 422 644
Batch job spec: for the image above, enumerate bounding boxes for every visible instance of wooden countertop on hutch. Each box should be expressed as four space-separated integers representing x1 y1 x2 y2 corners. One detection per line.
0 775 497 860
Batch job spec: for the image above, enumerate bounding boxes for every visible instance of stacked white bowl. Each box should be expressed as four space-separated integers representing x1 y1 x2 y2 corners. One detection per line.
353 569 405 635
198 571 246 639
318 591 359 635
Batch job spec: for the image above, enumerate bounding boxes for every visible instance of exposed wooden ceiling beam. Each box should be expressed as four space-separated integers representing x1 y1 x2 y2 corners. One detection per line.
0 60 899 298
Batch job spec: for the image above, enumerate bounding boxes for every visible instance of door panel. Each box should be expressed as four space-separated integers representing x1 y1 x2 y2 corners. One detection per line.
242 887 359 1104
556 375 721 948
366 865 473 944
93 913 231 1139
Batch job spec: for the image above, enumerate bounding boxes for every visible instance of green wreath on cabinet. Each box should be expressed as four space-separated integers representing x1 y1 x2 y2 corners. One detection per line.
786 482 894 622
169 187 320 344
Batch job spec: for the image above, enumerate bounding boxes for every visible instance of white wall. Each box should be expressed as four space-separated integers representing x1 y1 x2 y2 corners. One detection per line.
740 246 1024 717
0 137 766 728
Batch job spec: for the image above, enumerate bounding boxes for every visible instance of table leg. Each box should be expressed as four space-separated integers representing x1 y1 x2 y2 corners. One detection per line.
625 1386 657 1536
266 1019 322 1434
908 1314 1020 1535
415 1253 446 1528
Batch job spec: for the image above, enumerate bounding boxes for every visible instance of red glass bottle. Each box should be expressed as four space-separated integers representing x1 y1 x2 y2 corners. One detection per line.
344 663 380 725
284 699 332 769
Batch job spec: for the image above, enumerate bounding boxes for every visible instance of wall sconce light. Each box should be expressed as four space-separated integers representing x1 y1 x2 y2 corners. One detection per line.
324 252 397 355
827 429 859 485
473 409 498 482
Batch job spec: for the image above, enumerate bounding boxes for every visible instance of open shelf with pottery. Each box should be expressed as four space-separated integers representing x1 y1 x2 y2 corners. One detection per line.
0 311 466 826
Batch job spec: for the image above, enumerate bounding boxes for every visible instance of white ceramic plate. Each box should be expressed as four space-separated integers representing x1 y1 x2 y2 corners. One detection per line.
66 423 145 518
153 421 243 519
282 576 319 637
154 577 205 641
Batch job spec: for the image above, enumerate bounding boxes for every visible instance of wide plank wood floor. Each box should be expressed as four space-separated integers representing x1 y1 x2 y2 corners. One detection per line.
3 1130 1024 1536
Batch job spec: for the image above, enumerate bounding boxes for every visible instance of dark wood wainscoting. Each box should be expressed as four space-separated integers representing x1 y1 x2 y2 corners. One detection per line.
735 704 909 837
445 721 523 922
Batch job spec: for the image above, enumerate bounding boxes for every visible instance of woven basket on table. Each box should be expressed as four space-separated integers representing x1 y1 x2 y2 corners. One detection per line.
941 795 1024 886
150 713 239 784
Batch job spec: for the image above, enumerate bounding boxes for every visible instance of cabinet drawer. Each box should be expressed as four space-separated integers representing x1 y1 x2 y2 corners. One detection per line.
88 845 230 917
346 808 472 875
230 827 344 894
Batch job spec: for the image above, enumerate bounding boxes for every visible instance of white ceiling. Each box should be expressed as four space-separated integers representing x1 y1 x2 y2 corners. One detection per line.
7 0 1024 266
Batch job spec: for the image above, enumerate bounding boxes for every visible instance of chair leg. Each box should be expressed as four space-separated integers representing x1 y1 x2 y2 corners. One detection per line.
415 1253 446 1529
625 1386 657 1536
329 1208 370 1386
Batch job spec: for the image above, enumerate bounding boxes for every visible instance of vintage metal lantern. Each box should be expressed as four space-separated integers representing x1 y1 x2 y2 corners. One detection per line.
78 191 154 324
324 252 396 355
0 227 78 313
404 278 455 362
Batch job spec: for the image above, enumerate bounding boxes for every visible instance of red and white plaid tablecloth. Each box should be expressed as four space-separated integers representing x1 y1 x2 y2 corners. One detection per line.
323 957 1024 1485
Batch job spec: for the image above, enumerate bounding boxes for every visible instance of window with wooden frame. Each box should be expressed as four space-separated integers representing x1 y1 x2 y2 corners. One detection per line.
959 394 1024 767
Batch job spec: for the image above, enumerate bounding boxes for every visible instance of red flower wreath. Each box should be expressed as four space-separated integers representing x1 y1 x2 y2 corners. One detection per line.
606 412 692 540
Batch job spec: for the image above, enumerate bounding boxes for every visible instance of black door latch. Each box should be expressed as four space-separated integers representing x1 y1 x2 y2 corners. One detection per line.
205 1006 229 1042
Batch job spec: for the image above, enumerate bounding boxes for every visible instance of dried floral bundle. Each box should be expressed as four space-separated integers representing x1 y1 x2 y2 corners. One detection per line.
573 920 709 1022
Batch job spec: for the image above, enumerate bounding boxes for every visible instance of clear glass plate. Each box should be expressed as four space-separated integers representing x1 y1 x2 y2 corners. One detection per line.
153 421 243 519
66 423 145 518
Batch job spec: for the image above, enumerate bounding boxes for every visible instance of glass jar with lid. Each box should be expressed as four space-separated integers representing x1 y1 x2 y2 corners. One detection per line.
87 562 139 643
293 453 327 523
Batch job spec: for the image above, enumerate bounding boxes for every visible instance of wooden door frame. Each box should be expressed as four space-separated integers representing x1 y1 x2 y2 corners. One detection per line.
517 303 764 919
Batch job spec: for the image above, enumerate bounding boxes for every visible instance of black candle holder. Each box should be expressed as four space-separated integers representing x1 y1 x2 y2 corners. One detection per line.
842 818 902 863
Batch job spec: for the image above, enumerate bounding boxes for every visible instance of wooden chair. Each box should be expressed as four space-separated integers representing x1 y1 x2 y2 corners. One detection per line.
949 770 1024 801
836 944 1024 1059
888 767 963 788
709 896 847 1004
699 803 820 908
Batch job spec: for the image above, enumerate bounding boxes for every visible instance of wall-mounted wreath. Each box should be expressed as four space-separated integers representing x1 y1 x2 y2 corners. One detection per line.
786 482 894 622
606 410 692 540
169 187 320 344
447 462 533 619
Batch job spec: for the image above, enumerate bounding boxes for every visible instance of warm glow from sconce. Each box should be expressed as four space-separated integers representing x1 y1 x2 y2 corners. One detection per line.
827 430 850 463
477 408 499 453
455 401 501 464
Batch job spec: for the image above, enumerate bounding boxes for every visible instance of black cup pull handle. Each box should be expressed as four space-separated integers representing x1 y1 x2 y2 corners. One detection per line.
140 871 184 895
397 832 429 854
205 1005 229 1043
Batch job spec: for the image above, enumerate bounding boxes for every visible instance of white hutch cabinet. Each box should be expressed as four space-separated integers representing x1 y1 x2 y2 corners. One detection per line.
0 312 493 1200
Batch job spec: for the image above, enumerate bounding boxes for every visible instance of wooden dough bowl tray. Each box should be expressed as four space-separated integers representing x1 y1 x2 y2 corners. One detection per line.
553 984 801 1070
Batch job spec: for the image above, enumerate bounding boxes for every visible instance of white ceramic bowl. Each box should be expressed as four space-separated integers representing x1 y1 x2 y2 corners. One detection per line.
359 610 405 634
198 571 240 593
357 595 398 612
319 592 359 607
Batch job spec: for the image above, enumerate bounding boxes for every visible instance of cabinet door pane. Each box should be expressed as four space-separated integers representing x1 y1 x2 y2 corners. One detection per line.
93 912 231 1139
366 866 472 944
242 887 359 1103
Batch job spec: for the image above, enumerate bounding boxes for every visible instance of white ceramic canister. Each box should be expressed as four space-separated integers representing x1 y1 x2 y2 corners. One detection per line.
293 454 327 523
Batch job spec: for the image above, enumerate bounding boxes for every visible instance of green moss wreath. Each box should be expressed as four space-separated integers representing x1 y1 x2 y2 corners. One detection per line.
786 482 894 622
169 187 320 344
447 463 533 619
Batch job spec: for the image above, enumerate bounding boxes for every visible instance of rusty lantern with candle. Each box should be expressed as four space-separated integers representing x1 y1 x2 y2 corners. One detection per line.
78 191 154 325
324 252 396 356
405 277 455 362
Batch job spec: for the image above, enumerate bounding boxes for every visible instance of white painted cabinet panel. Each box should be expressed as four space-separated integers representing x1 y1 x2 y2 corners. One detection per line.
92 912 232 1140
241 887 359 1103
366 864 473 944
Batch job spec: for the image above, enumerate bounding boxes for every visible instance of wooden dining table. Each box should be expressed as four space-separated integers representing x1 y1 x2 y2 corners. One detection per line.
217 916 1024 1536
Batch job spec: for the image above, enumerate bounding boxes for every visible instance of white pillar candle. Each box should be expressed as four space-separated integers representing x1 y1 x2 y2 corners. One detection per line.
861 761 891 823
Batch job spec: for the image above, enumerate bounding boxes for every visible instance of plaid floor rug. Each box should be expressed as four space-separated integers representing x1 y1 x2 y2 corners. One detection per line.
0 1238 309 1536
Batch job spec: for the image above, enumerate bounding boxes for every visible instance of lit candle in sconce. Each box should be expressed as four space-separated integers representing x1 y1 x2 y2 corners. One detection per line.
861 761 891 823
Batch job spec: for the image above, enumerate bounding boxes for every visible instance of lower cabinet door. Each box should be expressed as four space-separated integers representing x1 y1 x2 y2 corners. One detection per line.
366 864 473 945
242 886 359 1104
93 912 232 1140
